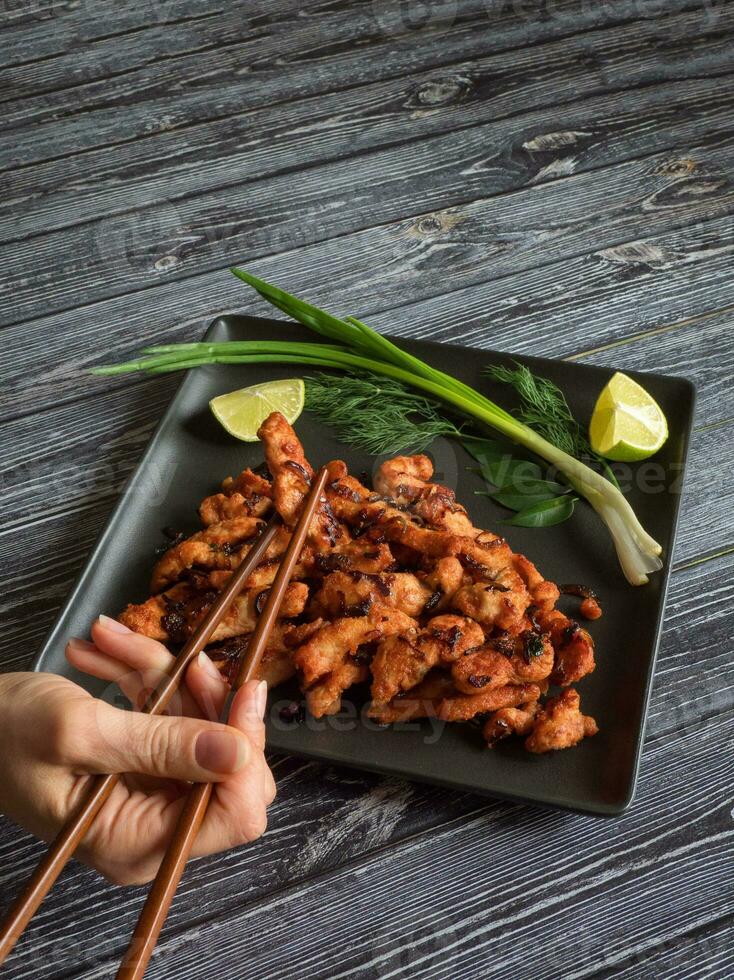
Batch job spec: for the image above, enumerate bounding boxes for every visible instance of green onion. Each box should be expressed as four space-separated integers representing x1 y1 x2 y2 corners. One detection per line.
93 269 663 585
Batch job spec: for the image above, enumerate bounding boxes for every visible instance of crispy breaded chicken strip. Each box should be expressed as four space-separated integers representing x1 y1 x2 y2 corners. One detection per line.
306 663 369 717
375 455 478 536
437 682 542 722
207 624 296 687
119 581 308 644
452 582 528 634
450 537 530 633
312 570 431 619
293 605 417 687
151 516 263 592
200 466 273 525
537 608 596 686
525 689 598 753
311 541 396 576
368 670 456 723
258 412 314 525
370 614 484 704
222 466 273 502
258 412 349 552
483 702 540 747
420 556 465 609
451 633 554 694
513 553 560 612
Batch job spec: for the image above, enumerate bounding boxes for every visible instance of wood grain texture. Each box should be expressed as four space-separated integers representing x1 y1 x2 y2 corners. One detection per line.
0 0 731 977
3 2 732 243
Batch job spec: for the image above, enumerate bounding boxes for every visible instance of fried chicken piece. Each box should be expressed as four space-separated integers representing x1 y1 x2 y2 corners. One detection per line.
536 608 596 686
368 670 456 723
311 541 396 576
381 517 459 559
375 455 478 536
419 556 465 610
119 582 308 644
257 412 315 524
437 682 542 722
306 662 369 717
483 702 540 747
312 570 431 619
580 597 602 620
451 633 554 694
449 537 530 633
293 605 417 688
207 625 296 687
257 413 349 552
452 582 529 634
200 468 273 525
513 554 560 612
151 516 264 592
525 689 598 753
371 615 485 704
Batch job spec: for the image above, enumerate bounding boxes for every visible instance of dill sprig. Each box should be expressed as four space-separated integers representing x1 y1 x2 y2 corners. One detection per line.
304 372 461 455
484 361 619 487
483 361 590 457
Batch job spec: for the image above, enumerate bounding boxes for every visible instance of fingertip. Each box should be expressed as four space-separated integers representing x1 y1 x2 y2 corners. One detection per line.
97 614 132 634
232 680 267 722
228 681 268 748
186 653 228 721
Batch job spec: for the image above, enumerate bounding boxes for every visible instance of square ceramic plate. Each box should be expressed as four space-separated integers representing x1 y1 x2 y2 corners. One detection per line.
33 315 695 815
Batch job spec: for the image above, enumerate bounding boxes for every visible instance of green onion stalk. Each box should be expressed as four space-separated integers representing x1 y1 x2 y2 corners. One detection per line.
94 269 663 585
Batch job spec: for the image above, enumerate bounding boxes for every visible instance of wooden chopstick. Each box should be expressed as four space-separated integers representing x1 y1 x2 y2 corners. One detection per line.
116 465 330 980
0 514 283 966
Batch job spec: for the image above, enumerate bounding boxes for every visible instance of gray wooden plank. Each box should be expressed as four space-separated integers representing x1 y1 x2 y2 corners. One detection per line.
4 3 733 244
4 65 734 326
587 915 734 980
0 546 730 980
0 203 731 424
2 0 716 168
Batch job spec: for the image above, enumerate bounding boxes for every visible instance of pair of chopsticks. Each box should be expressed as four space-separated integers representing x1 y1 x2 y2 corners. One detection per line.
0 466 329 978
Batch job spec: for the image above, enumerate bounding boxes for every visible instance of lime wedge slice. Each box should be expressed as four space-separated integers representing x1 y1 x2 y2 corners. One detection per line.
589 372 668 461
210 378 305 441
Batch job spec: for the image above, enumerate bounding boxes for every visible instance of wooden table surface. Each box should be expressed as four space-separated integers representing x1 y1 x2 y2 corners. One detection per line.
1 1 732 977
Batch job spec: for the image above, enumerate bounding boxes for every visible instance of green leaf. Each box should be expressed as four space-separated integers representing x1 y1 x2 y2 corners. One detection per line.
492 479 570 511
477 455 543 488
460 437 506 464
504 495 577 527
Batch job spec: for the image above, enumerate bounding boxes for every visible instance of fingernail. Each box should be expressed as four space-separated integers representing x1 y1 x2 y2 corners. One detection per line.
98 614 131 634
67 637 97 652
195 731 249 774
256 680 268 720
198 652 222 680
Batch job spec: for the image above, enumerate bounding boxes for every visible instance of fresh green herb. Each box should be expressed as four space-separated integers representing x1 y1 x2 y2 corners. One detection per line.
93 269 663 585
306 372 572 526
485 360 620 488
304 373 460 455
523 633 547 662
504 494 578 528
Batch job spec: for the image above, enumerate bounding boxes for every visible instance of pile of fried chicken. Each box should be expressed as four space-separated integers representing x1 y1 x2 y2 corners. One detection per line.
119 412 601 753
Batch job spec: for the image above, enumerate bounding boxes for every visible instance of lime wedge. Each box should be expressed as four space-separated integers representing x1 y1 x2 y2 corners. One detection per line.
589 372 668 461
210 378 305 441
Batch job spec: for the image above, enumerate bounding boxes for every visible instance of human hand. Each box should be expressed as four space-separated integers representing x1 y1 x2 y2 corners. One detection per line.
0 617 275 885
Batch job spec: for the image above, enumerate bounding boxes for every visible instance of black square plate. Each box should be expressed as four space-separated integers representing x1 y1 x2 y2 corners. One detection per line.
33 315 695 815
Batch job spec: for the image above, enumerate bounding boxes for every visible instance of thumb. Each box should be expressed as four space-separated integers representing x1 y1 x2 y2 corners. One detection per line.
71 699 251 782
